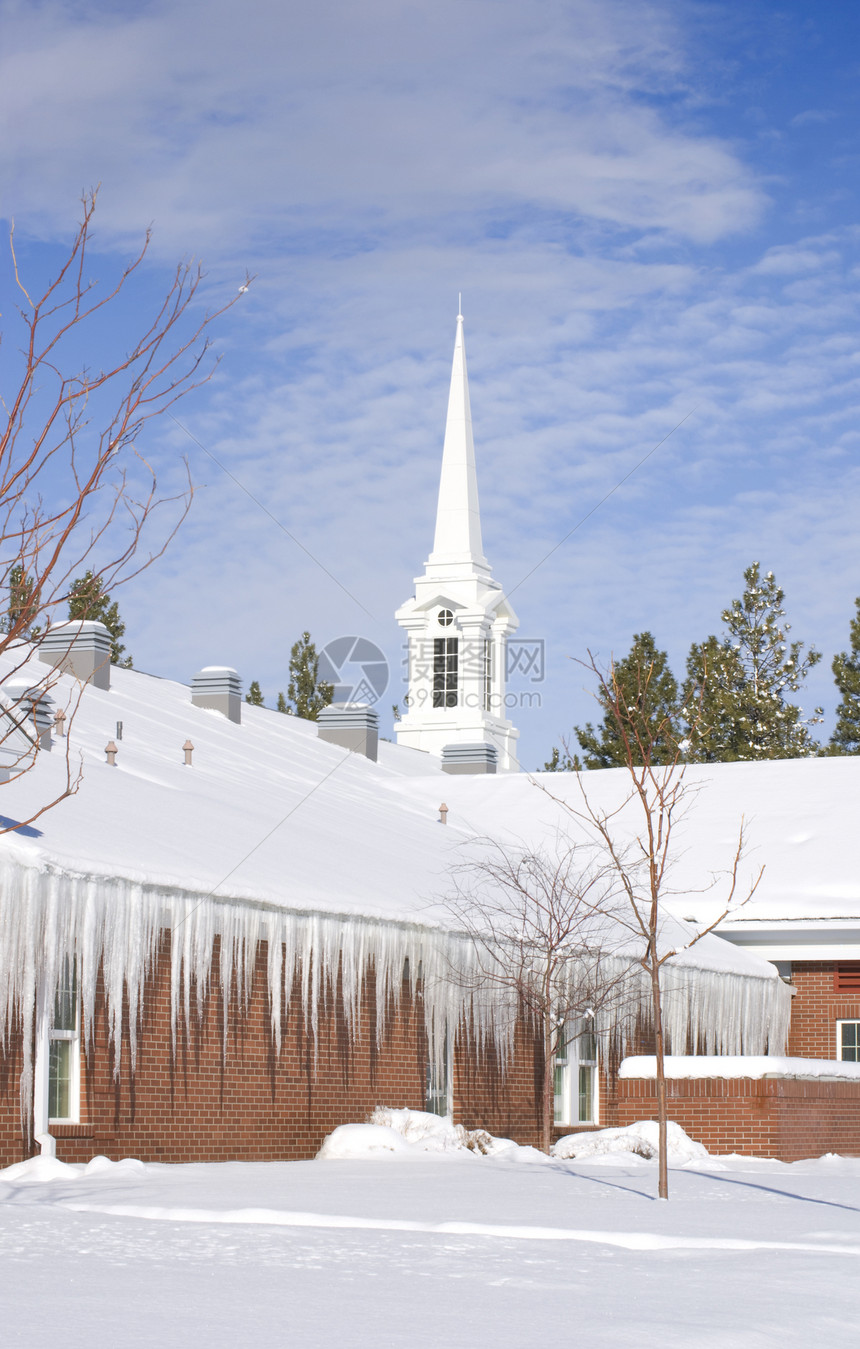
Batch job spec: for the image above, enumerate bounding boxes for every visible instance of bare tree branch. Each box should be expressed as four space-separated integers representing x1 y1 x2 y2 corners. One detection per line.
0 190 253 831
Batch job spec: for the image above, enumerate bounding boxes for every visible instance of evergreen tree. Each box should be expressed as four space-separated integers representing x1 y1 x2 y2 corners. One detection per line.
542 746 582 772
276 691 289 714
284 631 334 721
68 571 132 666
574 632 681 768
245 680 265 707
829 597 860 755
4 565 40 638
681 636 747 762
682 562 821 761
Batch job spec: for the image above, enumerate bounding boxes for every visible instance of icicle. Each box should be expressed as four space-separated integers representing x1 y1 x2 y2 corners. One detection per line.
0 854 791 1136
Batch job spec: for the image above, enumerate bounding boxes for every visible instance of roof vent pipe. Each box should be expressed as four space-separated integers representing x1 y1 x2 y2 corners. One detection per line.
317 703 379 761
39 621 112 690
191 667 242 724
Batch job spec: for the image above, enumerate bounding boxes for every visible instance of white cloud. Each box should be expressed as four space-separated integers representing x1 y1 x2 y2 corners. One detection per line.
2 0 857 769
0 0 764 252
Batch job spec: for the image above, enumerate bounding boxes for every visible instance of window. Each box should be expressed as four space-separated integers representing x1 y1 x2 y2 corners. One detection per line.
483 638 493 712
554 1025 598 1127
438 608 454 628
425 1032 451 1117
48 959 80 1122
837 1021 860 1062
433 638 458 708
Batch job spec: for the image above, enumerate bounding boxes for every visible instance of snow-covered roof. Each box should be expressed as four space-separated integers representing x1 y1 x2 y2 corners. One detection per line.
6 649 856 964
393 757 860 939
0 653 805 1070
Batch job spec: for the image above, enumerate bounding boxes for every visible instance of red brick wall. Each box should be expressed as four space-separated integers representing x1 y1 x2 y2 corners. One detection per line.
454 1019 543 1146
786 962 860 1059
5 948 860 1167
0 933 436 1168
0 1024 26 1165
608 1075 860 1161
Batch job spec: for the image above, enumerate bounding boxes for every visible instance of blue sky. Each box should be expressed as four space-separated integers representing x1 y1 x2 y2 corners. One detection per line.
2 0 859 767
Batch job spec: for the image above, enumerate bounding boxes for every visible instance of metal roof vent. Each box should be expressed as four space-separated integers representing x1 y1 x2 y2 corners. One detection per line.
2 681 56 750
39 620 112 690
191 666 242 724
317 703 379 761
441 742 497 775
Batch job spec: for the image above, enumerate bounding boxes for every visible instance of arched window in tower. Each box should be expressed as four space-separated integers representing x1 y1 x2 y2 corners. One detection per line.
438 608 453 627
483 637 493 711
433 637 458 707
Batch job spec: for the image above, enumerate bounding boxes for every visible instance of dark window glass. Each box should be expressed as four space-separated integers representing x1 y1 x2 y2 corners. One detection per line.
433 638 458 708
841 1023 860 1061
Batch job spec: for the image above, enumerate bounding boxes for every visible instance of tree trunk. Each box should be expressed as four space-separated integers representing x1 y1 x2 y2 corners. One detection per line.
650 957 669 1200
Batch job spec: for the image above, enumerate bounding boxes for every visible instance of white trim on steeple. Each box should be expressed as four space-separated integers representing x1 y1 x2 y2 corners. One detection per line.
395 311 520 772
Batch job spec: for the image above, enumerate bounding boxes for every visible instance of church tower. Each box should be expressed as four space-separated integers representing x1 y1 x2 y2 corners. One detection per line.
395 311 519 772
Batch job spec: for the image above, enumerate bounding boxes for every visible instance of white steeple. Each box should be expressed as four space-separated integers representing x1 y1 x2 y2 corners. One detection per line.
395 311 520 773
426 311 490 577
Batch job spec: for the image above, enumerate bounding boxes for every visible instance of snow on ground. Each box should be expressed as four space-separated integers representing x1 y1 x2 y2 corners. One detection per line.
2 1135 860 1347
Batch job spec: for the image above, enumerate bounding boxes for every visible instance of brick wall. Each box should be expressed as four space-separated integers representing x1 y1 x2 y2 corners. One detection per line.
786 962 860 1059
0 1024 25 1164
4 948 860 1167
454 1019 543 1146
0 933 436 1168
606 1074 860 1161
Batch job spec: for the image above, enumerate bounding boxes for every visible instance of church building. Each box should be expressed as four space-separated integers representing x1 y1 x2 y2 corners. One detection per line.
0 317 859 1170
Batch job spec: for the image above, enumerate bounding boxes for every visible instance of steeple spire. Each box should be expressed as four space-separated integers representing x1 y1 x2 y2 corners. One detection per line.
395 311 520 772
427 311 489 575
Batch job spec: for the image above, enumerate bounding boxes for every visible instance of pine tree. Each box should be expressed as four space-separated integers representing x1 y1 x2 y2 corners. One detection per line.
276 691 289 714
682 562 821 761
245 680 264 707
574 632 681 768
681 636 747 762
68 571 132 667
542 746 582 772
284 631 334 721
4 565 40 638
829 597 860 755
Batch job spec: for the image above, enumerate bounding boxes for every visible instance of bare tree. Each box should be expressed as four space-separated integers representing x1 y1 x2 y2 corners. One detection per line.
0 190 250 827
544 652 764 1198
445 839 636 1154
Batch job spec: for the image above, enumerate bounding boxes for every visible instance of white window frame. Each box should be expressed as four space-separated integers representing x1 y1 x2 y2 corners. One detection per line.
837 1020 860 1063
554 1024 599 1127
34 961 82 1130
425 1030 453 1119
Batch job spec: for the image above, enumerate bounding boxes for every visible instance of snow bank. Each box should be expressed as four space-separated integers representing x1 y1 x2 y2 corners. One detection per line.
553 1121 709 1165
316 1124 412 1159
317 1108 537 1160
619 1055 860 1082
0 1154 145 1184
369 1108 472 1152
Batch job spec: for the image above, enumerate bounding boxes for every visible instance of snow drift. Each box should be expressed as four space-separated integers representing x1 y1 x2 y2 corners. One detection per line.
553 1121 709 1165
